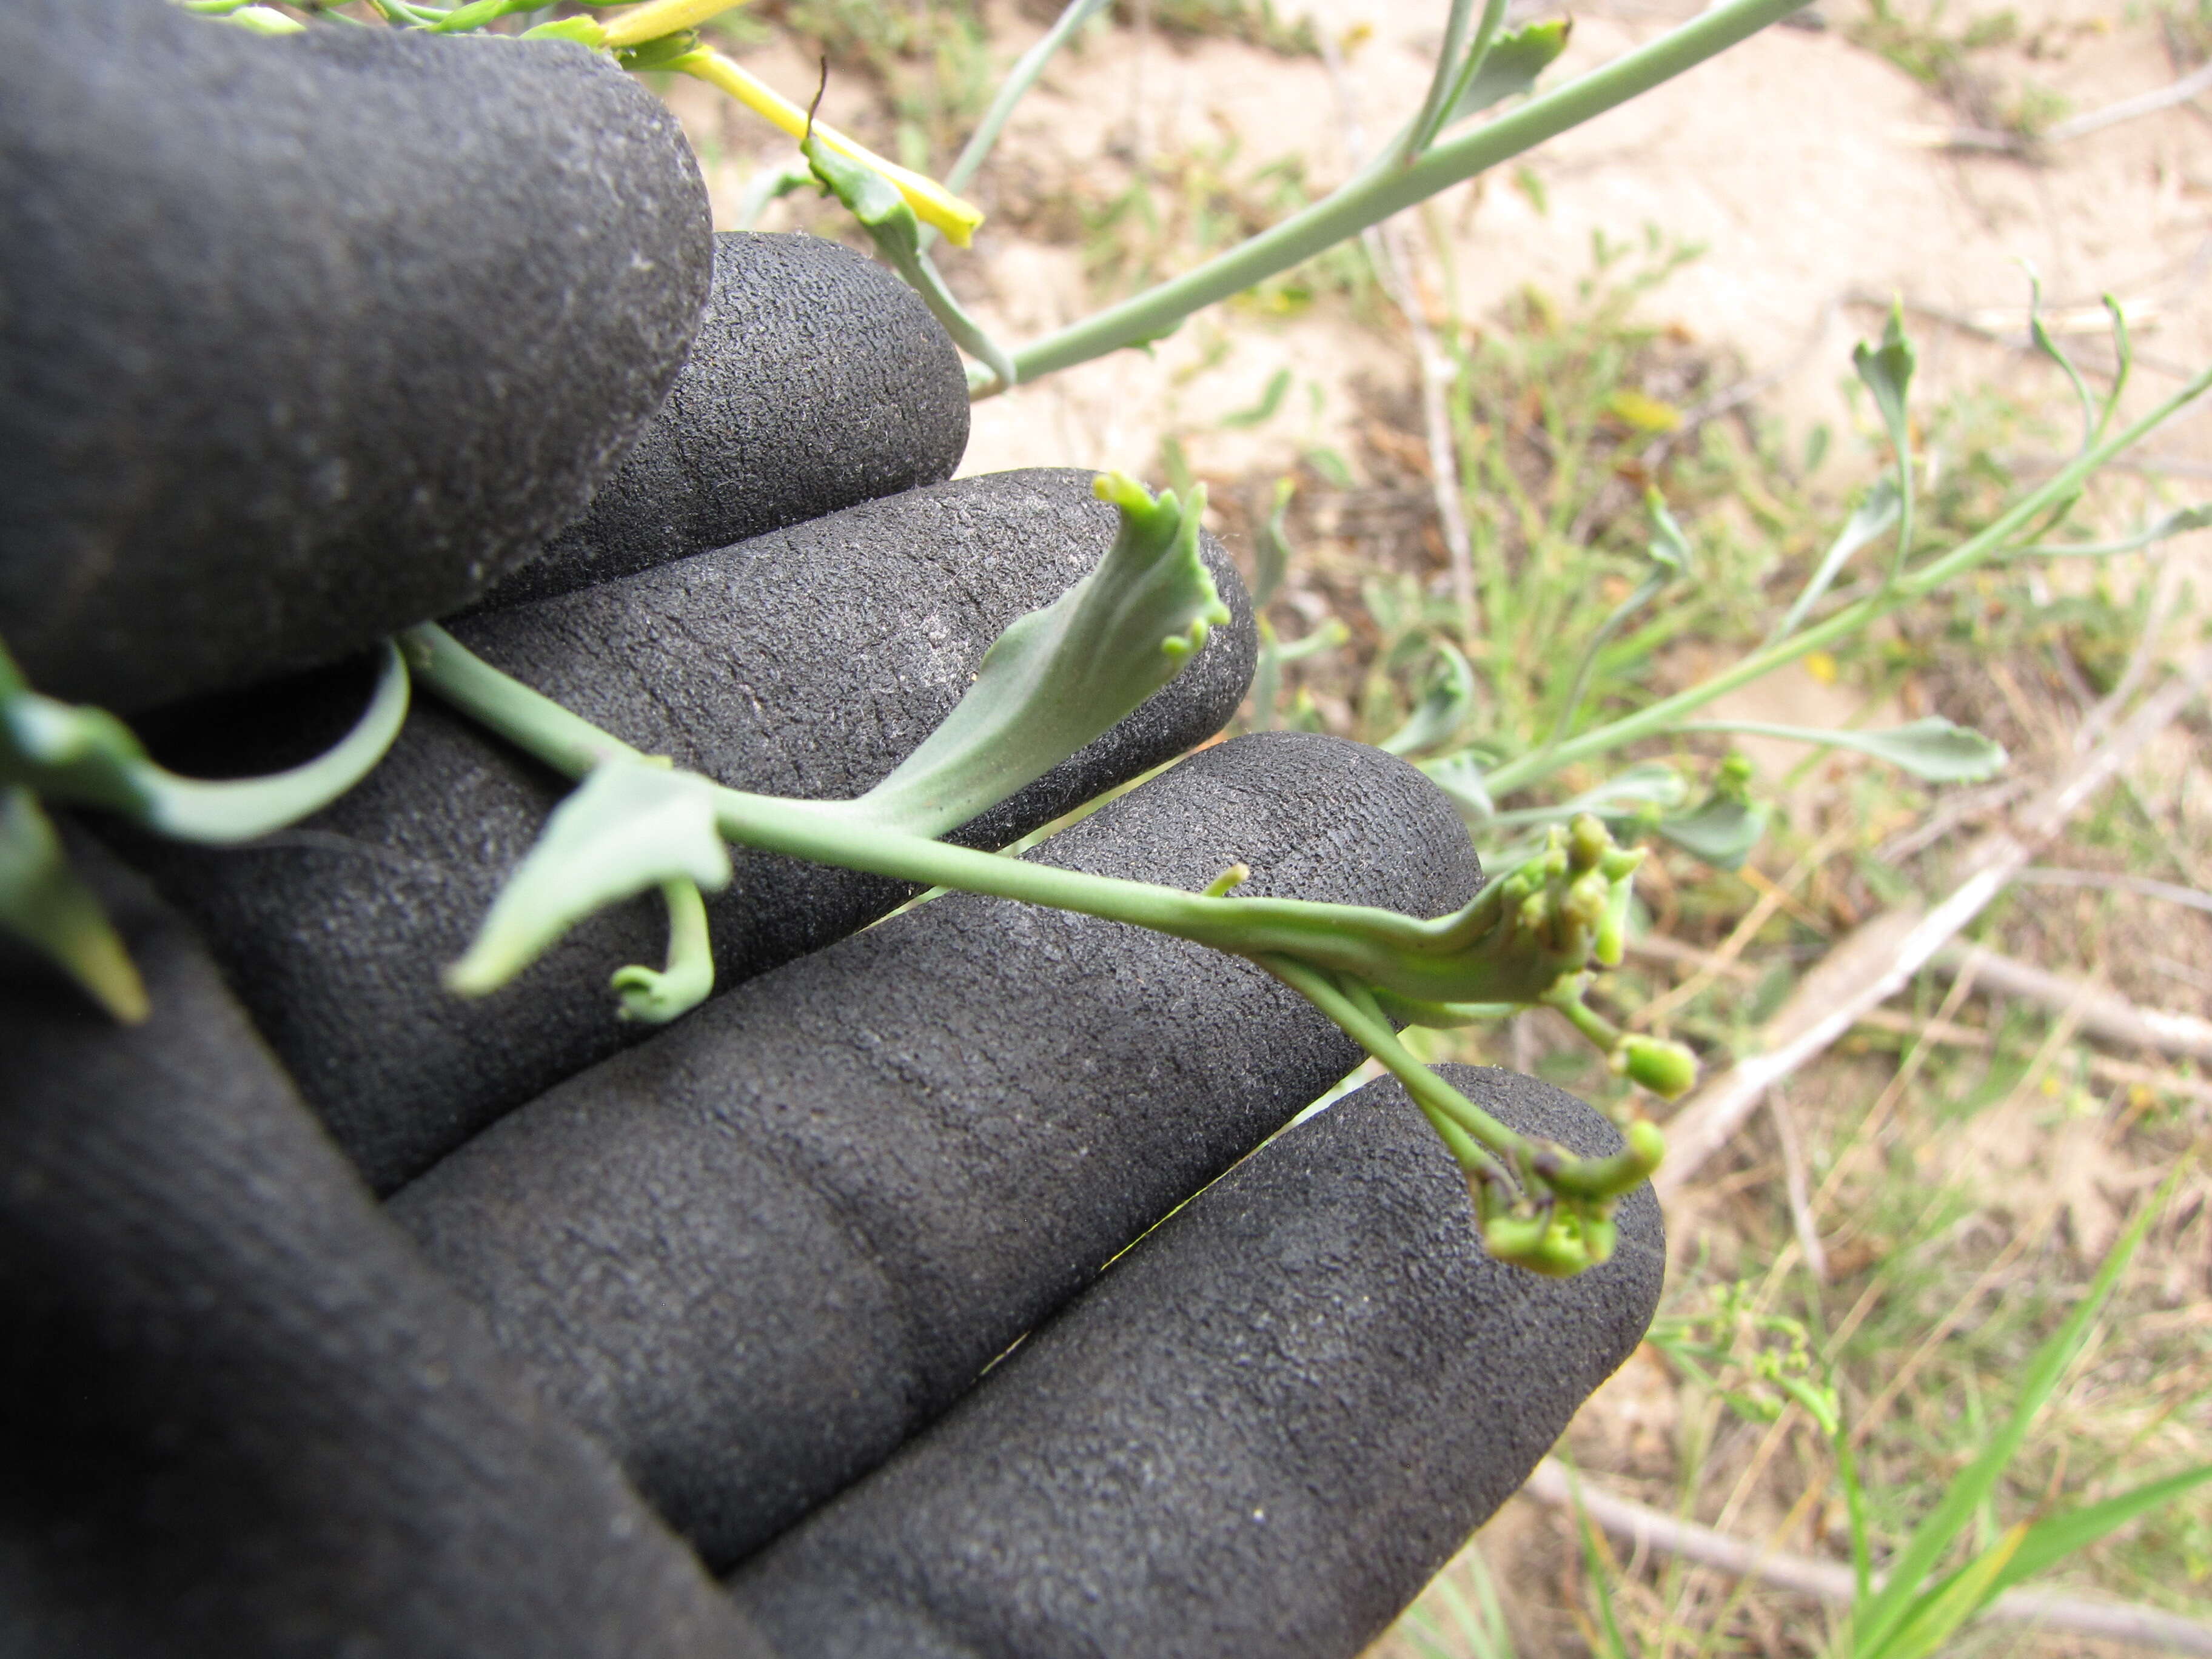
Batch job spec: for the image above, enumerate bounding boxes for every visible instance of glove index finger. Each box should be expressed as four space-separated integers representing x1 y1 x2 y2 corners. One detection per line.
480 231 973 609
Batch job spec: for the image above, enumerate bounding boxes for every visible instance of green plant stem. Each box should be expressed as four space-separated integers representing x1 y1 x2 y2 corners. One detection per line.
1264 951 1529 1181
1480 363 2212 797
400 624 642 781
1403 0 1482 161
921 0 1111 252
1422 0 1513 155
991 0 1812 386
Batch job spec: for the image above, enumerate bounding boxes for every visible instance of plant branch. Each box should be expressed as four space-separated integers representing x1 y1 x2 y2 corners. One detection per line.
1481 363 2212 797
991 0 1816 386
922 0 1110 251
1654 642 2212 1199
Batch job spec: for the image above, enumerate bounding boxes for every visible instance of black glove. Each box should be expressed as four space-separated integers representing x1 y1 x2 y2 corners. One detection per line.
2 8 1664 1654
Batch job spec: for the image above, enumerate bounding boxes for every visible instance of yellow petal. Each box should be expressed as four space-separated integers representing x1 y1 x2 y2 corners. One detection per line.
676 50 985 247
600 0 748 50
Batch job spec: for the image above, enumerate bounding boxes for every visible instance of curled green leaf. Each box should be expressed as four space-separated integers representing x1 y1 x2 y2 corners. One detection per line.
803 124 1016 389
0 786 147 1024
447 757 732 999
850 472 1230 835
1379 643 1478 757
611 878 716 1024
0 639 411 845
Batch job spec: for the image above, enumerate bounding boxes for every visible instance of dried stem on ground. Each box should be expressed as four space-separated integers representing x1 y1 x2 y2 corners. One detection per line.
1519 1460 2212 1654
1655 642 2212 1199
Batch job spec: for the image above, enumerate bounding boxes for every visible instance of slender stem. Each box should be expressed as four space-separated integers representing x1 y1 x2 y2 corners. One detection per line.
1419 0 1512 157
1480 363 2212 797
143 640 413 844
920 0 1111 252
1403 0 1480 163
993 0 1811 386
401 623 643 780
1262 953 1529 1178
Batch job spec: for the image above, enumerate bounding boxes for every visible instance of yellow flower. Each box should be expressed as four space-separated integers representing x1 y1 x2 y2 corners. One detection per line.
597 0 749 50
673 50 984 247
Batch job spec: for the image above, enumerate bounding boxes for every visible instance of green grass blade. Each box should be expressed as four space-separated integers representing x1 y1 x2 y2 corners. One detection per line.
1863 1523 2026 1659
1851 1165 2183 1653
1989 1462 2212 1597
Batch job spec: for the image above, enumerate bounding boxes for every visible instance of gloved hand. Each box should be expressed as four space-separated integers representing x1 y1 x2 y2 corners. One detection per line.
1 7 1664 1655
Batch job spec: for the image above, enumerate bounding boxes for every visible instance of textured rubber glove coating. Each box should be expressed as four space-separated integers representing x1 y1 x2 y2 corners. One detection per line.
729 1067 1664 1659
0 840 773 1659
112 471 1257 1194
483 233 973 608
0 0 711 710
392 732 1482 1571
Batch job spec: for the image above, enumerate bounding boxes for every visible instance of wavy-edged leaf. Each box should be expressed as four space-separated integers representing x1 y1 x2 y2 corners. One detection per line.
1443 19 1572 124
1380 644 1478 757
1657 793 1767 870
853 472 1230 836
1854 302 1917 468
0 786 147 1022
1680 716 2005 783
448 759 732 997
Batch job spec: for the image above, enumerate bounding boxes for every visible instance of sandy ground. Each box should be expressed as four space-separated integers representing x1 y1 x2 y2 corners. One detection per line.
672 0 2212 501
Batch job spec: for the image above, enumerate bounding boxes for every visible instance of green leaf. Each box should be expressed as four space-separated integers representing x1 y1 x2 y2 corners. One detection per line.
1677 716 2005 783
1379 644 1478 757
0 639 410 845
1864 1524 2027 1659
1426 751 1496 826
1644 486 1692 574
1986 1462 2212 1597
1772 477 1899 640
0 786 147 1023
1853 301 1917 570
1478 761 1689 830
1442 21 1573 124
1252 476 1295 607
1656 792 1766 870
2013 503 2212 560
1851 1165 2184 1654
1221 367 1293 430
851 472 1230 836
447 758 732 998
803 129 1017 388
1853 302 1916 466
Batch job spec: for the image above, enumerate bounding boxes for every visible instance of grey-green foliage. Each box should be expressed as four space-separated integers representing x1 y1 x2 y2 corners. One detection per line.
0 638 411 1019
851 472 1230 831
446 758 732 999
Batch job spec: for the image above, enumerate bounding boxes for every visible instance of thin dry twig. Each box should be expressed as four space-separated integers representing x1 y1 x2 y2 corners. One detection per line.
1318 34 1480 640
1850 1005 2212 1104
1521 1460 2212 1654
1767 1085 1828 1280
2016 865 2212 917
1656 645 2212 1199
1933 943 2212 1063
